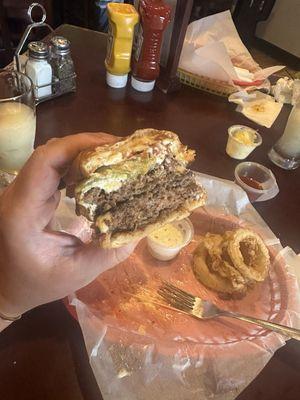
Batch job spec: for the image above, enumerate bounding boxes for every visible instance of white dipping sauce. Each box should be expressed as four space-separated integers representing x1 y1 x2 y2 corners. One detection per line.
147 219 194 262
148 223 184 247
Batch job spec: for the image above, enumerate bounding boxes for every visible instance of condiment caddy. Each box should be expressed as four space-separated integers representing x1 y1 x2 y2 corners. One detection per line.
14 3 76 104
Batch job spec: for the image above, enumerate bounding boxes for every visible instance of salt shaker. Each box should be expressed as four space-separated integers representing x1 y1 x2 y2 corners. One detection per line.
50 36 76 94
25 41 52 99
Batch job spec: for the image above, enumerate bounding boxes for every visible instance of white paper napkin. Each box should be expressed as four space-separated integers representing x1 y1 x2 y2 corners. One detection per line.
228 90 283 128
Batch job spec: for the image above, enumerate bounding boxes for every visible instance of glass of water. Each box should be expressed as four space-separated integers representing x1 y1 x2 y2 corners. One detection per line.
0 69 36 174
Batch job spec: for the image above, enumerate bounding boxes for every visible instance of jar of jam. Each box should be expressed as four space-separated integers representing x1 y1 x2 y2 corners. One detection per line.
131 0 171 92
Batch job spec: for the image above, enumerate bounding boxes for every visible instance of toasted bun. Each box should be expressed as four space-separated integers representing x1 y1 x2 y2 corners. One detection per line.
100 197 206 248
78 128 195 177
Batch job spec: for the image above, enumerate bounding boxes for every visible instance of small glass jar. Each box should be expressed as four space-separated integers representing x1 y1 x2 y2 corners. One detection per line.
50 36 76 95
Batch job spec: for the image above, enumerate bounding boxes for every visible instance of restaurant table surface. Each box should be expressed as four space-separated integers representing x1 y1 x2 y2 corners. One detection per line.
1 24 300 400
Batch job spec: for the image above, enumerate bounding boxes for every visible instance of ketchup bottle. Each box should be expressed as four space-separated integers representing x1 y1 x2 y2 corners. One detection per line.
131 0 171 92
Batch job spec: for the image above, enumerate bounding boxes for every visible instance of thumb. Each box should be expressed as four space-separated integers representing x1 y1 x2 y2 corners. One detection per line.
70 241 138 290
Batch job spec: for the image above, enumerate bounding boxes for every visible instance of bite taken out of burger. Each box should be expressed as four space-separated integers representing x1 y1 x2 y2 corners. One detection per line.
74 128 206 248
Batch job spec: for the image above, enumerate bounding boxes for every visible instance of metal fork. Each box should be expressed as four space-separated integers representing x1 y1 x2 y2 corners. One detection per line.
158 282 300 341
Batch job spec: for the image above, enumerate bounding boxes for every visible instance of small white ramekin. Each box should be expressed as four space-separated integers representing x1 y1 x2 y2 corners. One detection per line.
226 125 262 160
147 218 194 261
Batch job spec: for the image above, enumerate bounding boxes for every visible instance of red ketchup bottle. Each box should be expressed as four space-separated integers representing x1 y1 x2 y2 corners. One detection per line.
131 0 171 92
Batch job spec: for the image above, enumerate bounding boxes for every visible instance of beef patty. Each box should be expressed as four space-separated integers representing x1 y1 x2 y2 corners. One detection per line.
79 158 203 233
100 180 201 233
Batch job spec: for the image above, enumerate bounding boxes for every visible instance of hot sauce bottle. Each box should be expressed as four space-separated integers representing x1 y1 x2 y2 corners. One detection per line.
131 0 171 92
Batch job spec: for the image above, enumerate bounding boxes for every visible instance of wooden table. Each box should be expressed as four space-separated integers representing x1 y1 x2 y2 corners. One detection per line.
0 25 299 400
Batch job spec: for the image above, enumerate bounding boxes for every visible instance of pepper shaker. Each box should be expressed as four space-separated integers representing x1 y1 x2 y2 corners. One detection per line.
50 36 76 94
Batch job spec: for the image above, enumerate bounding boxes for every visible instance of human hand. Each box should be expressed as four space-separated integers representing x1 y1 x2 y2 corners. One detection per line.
0 133 136 319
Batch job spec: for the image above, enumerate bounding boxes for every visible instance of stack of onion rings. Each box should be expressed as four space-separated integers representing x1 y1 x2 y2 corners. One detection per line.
193 229 270 296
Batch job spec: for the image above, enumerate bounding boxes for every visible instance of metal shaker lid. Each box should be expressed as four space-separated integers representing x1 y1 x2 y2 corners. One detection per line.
28 41 49 59
50 36 71 55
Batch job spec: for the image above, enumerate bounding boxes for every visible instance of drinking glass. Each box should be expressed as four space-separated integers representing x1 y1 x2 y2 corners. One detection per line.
268 102 300 170
0 69 36 174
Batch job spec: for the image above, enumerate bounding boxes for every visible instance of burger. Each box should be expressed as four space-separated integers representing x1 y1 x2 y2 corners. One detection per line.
74 129 206 248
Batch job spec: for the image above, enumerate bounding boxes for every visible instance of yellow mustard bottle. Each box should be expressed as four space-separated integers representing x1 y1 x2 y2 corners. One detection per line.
105 3 139 88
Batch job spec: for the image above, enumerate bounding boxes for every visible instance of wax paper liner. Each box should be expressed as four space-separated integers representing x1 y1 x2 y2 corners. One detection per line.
55 173 300 400
179 10 284 88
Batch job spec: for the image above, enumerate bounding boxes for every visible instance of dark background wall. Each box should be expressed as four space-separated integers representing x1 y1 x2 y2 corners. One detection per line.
0 0 299 70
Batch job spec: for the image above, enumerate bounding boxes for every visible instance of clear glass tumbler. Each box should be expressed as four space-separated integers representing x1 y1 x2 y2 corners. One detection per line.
268 102 300 170
0 69 36 174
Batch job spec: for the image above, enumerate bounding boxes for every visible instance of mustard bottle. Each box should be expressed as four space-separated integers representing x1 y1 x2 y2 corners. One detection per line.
105 3 139 88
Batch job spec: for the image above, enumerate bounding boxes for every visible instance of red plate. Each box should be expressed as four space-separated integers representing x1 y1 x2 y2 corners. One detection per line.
64 207 298 359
